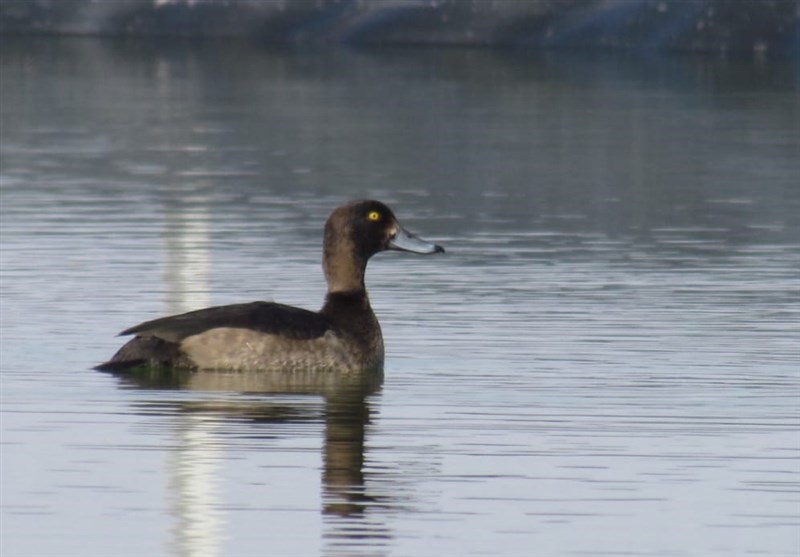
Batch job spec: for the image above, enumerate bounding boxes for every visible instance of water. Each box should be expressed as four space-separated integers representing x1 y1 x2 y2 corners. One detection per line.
1 38 799 557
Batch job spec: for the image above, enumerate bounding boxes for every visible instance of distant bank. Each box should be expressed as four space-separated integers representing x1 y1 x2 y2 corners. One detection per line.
1 0 798 56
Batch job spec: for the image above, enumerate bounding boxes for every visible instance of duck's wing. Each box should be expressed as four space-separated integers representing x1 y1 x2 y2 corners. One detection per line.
121 301 332 343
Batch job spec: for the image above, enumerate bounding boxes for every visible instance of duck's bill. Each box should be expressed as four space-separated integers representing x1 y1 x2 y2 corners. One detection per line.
388 225 445 254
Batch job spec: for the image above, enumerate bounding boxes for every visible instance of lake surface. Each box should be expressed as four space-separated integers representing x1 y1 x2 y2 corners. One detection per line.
1 38 799 557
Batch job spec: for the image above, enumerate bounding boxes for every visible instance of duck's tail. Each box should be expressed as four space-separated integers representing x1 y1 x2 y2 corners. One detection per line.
94 336 187 372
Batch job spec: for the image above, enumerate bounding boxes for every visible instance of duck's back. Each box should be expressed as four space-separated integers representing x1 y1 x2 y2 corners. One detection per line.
121 301 330 342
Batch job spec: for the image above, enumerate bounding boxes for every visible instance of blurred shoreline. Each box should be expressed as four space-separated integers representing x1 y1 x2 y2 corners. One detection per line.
1 0 798 57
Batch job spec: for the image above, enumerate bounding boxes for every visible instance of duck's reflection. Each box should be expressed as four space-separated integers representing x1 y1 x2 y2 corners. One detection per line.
112 369 387 557
323 387 371 517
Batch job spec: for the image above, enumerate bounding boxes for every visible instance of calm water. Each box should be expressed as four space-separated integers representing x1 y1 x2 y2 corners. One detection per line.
1 38 799 557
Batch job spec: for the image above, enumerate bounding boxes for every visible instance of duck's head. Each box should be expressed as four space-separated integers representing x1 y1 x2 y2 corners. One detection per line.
323 200 444 292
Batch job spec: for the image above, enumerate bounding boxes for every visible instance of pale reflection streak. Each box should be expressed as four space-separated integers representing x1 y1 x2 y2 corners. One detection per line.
168 413 224 557
162 193 218 557
163 198 211 314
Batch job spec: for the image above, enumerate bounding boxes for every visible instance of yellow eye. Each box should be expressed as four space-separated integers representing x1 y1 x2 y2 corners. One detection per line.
367 211 381 222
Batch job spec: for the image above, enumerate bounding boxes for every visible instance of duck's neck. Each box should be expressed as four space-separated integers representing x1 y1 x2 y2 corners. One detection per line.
321 289 372 314
322 239 368 294
320 290 378 335
321 289 384 369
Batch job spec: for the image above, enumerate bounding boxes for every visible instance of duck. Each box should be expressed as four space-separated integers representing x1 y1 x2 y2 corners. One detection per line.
95 200 444 374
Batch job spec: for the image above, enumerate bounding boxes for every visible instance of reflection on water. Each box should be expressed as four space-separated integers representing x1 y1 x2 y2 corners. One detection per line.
1 38 799 557
170 413 223 557
113 369 386 556
163 196 211 314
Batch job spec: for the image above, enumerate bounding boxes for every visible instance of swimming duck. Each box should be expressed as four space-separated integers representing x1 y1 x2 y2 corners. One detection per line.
96 200 444 373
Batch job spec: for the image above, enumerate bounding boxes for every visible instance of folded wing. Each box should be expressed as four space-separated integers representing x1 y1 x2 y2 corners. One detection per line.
121 301 332 342
96 301 332 372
